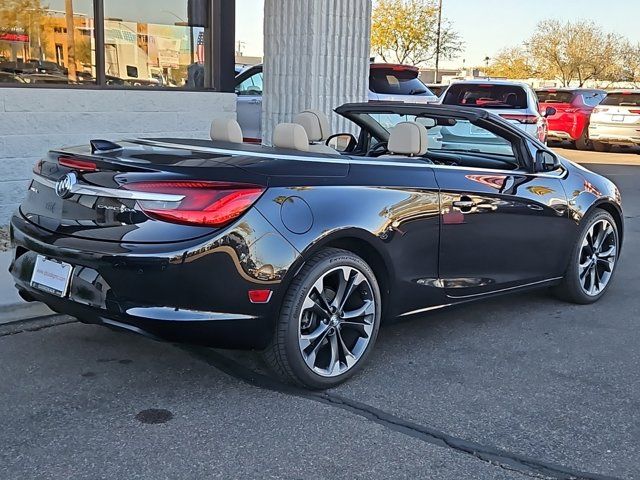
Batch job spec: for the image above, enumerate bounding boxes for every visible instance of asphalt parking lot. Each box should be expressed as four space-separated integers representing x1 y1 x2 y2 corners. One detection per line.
1 148 639 480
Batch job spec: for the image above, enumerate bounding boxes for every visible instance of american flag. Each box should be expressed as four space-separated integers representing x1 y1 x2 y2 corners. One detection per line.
196 31 205 64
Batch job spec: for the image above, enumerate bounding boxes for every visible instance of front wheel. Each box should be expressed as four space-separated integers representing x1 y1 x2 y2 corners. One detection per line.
265 248 382 389
554 210 619 304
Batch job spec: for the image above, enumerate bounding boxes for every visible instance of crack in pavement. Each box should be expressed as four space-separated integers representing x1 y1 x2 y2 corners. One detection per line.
0 315 76 337
1 318 624 479
183 346 623 480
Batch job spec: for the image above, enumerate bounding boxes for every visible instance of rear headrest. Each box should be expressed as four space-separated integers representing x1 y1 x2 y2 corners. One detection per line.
293 110 331 142
210 118 243 143
387 121 429 156
273 123 310 152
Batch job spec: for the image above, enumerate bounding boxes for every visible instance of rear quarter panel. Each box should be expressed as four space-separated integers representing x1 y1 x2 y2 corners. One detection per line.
255 162 444 317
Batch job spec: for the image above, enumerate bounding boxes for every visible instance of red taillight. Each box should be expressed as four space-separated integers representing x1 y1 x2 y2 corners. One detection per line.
593 107 609 114
58 156 97 171
122 181 265 227
629 110 640 115
499 114 539 124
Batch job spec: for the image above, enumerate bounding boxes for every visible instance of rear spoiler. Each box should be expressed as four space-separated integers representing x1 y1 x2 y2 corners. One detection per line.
90 139 123 154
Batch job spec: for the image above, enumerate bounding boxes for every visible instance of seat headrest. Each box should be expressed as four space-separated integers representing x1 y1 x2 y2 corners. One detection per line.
387 121 429 156
273 123 310 152
293 110 331 142
210 118 243 143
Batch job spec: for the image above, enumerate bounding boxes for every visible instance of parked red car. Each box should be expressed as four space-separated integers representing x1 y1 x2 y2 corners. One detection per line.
536 88 606 150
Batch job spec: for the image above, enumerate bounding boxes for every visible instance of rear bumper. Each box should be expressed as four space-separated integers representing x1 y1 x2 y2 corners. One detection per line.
9 210 300 349
547 115 586 141
547 130 574 141
588 124 640 146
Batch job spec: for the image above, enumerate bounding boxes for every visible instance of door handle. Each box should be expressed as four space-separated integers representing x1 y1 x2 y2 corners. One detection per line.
452 200 475 209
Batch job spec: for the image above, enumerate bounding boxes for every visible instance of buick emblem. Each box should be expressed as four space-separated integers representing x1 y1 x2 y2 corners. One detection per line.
55 172 77 199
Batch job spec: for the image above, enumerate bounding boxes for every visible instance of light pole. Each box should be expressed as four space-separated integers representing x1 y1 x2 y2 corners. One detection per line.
434 0 443 83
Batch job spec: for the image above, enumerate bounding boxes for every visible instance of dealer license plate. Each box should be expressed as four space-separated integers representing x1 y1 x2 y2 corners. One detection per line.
30 255 73 297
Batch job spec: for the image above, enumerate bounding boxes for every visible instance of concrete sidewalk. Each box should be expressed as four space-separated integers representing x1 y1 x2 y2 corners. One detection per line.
0 250 53 325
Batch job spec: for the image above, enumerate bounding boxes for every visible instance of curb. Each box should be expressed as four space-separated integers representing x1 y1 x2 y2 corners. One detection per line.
0 301 55 326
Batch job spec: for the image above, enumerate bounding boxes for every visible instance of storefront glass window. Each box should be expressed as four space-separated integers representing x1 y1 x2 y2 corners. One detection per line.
103 0 207 89
0 0 96 84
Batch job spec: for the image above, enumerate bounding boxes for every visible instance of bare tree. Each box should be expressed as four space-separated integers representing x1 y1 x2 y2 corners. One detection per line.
527 19 622 87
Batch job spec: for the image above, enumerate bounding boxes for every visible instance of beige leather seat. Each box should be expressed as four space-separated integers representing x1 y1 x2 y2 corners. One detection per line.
210 118 243 143
384 121 429 157
293 109 337 154
273 123 310 152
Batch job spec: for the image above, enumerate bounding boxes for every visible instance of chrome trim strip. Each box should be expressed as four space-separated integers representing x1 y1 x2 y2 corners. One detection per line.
33 174 185 202
399 304 452 317
445 277 563 299
130 139 567 179
129 139 434 169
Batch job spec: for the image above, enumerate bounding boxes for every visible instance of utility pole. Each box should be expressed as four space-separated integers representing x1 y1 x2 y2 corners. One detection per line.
65 0 77 82
434 0 443 83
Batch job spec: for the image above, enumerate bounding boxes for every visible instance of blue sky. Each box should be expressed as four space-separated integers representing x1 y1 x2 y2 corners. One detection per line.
442 0 640 68
48 0 640 68
235 0 640 68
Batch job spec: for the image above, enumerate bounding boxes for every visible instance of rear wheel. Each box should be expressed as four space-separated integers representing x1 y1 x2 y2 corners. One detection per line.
574 128 591 151
554 210 619 304
592 141 612 152
265 248 382 389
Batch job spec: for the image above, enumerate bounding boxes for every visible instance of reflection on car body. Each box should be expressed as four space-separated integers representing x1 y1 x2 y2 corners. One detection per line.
9 102 623 389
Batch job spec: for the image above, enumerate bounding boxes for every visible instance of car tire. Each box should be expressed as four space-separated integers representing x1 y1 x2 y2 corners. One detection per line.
553 209 620 305
264 248 382 390
574 128 591 151
592 141 612 153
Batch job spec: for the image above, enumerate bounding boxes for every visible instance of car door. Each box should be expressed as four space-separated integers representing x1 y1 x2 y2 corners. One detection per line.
235 67 263 142
433 120 572 298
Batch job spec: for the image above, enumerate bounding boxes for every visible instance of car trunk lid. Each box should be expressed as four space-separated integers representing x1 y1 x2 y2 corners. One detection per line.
20 141 279 243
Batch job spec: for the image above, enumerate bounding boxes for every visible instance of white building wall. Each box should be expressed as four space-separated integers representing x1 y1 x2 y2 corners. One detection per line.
0 88 236 224
262 0 372 144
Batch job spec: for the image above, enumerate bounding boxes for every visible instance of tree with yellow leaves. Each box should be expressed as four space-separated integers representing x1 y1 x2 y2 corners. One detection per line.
370 0 462 66
485 47 538 79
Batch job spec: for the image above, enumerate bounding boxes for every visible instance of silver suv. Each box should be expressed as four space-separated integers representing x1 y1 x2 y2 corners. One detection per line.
234 64 437 142
589 90 640 152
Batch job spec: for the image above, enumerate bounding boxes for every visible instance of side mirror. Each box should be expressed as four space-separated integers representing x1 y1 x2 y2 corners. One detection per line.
542 106 556 118
535 150 560 172
326 133 357 153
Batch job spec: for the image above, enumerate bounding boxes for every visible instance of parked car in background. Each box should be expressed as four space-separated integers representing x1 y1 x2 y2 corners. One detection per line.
0 71 26 83
536 88 606 150
368 64 437 103
234 64 264 142
440 80 552 143
589 90 640 152
235 63 437 141
426 84 447 98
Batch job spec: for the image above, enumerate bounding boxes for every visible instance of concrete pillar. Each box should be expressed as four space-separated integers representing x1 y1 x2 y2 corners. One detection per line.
262 0 372 145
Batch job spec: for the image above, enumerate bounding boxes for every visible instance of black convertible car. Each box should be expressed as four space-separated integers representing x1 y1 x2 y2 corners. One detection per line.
10 103 622 389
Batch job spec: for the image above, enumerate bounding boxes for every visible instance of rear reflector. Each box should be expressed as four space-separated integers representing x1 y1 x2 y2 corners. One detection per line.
122 181 265 227
499 114 539 124
248 289 273 304
58 156 97 171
